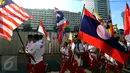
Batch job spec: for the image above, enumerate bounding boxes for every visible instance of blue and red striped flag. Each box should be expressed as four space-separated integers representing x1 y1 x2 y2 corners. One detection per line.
78 7 128 64
54 7 69 28
57 28 64 42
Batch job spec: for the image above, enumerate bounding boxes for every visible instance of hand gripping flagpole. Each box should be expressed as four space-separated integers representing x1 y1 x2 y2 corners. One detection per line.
16 28 36 63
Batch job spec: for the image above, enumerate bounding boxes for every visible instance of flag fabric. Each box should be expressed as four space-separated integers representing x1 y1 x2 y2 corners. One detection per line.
78 7 128 64
38 20 50 41
124 3 130 42
54 7 69 28
93 9 103 23
57 28 64 42
108 15 114 36
0 0 32 40
108 24 114 36
68 32 72 43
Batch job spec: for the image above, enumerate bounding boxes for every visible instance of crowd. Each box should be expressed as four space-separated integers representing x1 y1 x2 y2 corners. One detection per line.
21 33 130 73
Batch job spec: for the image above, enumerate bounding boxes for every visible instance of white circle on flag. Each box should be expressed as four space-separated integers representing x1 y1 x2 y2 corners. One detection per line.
125 35 130 42
96 25 112 40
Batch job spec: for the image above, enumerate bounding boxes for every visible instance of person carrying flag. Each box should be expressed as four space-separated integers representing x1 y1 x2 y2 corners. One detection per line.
70 38 86 73
59 42 73 73
25 34 34 73
25 34 46 73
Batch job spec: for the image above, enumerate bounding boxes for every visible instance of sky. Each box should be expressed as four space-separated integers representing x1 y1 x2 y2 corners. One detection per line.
13 0 130 29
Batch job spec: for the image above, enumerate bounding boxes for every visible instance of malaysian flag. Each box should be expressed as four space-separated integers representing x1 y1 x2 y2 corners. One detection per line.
54 7 69 28
0 0 32 40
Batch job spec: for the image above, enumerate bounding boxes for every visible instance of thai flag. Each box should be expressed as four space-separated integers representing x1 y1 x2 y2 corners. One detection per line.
57 28 64 42
78 7 128 64
54 7 69 28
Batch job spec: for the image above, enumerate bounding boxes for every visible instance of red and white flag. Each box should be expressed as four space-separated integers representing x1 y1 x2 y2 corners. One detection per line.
0 0 33 40
38 20 50 41
124 3 130 41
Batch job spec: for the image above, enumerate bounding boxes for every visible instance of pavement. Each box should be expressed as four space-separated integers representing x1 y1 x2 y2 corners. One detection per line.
0 55 129 73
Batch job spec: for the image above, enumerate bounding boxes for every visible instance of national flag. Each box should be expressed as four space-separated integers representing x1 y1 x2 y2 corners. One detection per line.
54 7 69 28
68 32 72 43
108 24 114 36
108 15 114 36
93 9 103 23
57 28 64 42
0 0 32 40
78 7 128 64
38 20 50 41
124 3 130 42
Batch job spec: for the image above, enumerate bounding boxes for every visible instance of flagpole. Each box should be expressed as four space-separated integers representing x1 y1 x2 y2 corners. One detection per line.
70 4 86 73
78 4 85 34
16 28 25 51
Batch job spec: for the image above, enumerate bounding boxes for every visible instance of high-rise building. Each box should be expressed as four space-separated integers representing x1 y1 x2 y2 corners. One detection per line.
19 9 81 31
121 12 124 24
83 0 110 20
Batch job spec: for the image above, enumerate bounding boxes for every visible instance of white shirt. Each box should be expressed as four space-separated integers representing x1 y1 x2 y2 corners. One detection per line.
60 47 69 56
88 45 97 60
88 45 96 52
71 43 84 66
104 53 118 66
38 39 45 55
28 41 43 64
25 41 34 51
83 44 88 51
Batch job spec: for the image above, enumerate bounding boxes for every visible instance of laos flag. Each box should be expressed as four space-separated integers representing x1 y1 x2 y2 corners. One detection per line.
78 7 128 64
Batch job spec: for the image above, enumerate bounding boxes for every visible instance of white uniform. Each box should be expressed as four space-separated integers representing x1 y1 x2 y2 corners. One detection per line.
88 45 97 60
83 44 88 51
25 41 34 52
71 43 84 66
60 46 70 59
38 39 45 55
104 53 118 66
28 41 43 64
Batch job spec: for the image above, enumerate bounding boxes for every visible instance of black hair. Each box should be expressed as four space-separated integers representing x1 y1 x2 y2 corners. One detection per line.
27 34 33 39
39 35 43 39
33 34 40 41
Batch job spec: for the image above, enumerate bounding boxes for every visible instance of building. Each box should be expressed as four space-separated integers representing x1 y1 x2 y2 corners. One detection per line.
121 12 124 24
19 9 81 31
83 0 110 20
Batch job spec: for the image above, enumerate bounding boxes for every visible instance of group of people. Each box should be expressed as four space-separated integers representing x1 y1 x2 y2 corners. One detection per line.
59 35 130 73
22 33 130 73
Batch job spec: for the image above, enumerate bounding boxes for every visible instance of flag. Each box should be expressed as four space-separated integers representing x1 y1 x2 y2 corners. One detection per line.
38 20 50 41
0 0 32 40
57 28 64 42
93 9 103 23
108 15 114 36
54 7 69 28
124 3 130 42
68 32 72 43
78 7 128 64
